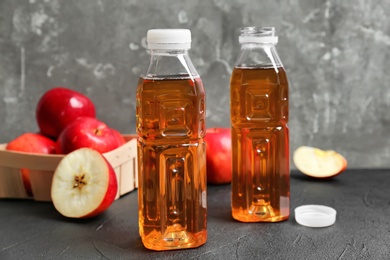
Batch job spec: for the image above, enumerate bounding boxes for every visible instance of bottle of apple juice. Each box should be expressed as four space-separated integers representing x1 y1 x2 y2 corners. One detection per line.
230 27 290 222
136 29 207 250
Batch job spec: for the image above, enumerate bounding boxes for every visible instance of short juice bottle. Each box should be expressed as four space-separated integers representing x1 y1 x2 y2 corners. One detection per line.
136 29 207 250
230 27 290 222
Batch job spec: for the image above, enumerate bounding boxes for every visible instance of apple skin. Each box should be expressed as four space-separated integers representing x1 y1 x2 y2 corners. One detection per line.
36 87 96 139
6 133 56 196
82 155 118 218
82 152 118 218
56 117 126 154
111 128 126 146
205 128 232 184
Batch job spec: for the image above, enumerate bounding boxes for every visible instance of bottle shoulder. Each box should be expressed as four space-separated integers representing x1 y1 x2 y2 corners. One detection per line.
145 52 199 78
235 45 284 68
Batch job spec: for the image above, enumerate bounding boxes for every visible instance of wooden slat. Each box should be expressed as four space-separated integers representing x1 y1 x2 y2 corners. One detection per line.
0 167 28 199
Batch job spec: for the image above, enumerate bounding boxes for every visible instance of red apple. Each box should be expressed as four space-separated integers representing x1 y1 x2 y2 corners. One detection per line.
111 128 126 146
36 87 96 138
56 117 126 154
293 146 348 178
205 128 232 184
51 148 118 218
6 133 56 196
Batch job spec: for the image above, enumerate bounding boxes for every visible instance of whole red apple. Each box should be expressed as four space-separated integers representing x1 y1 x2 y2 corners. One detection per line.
111 128 126 146
6 133 56 196
36 87 96 138
205 128 232 184
56 117 126 154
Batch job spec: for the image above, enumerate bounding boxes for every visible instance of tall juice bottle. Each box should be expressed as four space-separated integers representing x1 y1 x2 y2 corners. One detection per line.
136 29 207 250
230 27 290 222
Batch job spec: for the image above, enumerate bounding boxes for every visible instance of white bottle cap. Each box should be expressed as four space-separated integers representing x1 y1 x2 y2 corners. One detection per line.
147 29 191 50
294 205 337 228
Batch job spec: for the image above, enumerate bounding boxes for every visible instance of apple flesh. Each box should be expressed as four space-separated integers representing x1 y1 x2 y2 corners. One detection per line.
51 148 118 218
293 146 347 178
56 117 126 154
205 128 232 184
36 87 96 139
6 133 56 196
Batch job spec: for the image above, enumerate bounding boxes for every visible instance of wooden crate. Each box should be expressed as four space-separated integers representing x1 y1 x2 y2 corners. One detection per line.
0 135 138 201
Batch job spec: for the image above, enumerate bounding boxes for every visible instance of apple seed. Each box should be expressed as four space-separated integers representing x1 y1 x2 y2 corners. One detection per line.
73 173 87 189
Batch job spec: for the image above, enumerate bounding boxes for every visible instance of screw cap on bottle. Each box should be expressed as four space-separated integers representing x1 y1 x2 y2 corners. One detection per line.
147 29 191 50
295 205 337 228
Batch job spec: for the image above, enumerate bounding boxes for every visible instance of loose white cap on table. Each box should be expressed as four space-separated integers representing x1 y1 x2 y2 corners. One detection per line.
294 205 337 228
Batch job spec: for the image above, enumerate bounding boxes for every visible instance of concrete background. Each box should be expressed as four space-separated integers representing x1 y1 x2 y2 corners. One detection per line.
0 0 389 168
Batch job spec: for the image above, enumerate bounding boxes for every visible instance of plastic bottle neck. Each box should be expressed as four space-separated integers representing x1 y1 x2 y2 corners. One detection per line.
240 42 277 49
239 27 278 45
149 48 189 56
145 48 198 79
235 42 283 69
236 26 283 69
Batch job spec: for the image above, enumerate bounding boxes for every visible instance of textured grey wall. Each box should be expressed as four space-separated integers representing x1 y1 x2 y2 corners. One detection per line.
1 0 389 168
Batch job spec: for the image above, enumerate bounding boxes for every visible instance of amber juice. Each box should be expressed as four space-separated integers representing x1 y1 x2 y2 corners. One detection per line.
230 67 290 222
136 75 207 250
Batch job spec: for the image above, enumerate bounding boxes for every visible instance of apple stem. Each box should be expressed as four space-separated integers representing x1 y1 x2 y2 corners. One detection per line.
73 174 86 189
94 128 102 136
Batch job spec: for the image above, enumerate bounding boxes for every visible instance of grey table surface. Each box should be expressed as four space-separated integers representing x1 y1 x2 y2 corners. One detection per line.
0 169 389 260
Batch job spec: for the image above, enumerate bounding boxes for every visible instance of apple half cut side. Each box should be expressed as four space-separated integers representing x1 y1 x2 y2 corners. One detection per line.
51 148 118 218
293 146 347 178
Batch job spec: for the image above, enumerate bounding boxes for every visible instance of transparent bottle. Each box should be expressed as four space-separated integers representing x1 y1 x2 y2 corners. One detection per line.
136 29 207 250
230 27 290 222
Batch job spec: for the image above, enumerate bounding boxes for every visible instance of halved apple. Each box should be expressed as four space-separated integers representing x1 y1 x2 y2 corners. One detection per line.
293 146 347 178
51 148 118 218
